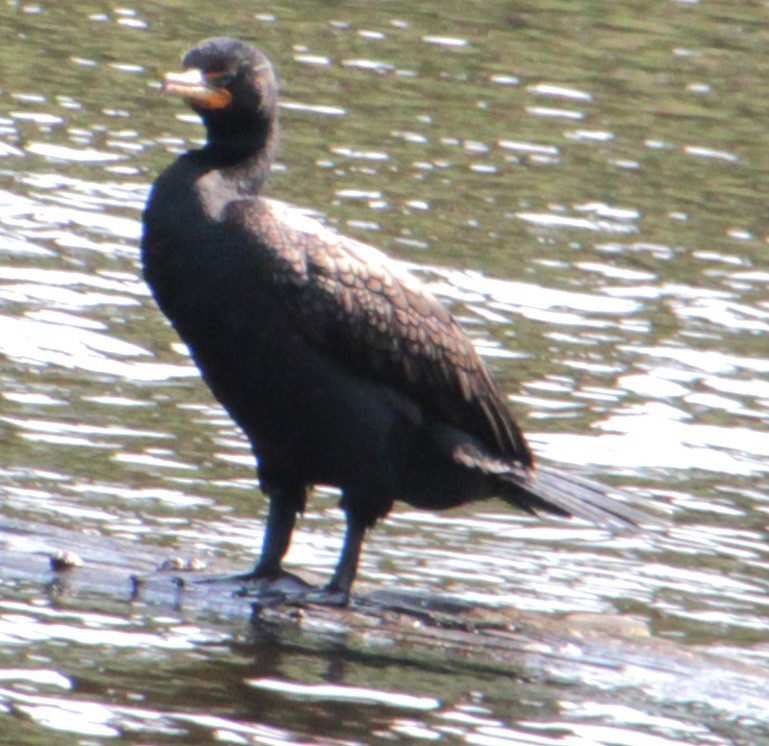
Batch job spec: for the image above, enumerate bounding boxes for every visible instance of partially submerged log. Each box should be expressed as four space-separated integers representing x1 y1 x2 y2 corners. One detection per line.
1 514 768 720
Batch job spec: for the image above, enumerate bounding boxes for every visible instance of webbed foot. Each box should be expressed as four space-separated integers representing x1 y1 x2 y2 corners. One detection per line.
234 568 315 605
238 572 350 608
294 583 350 608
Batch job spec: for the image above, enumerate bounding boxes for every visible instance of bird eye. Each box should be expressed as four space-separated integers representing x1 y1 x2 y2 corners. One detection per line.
208 71 235 87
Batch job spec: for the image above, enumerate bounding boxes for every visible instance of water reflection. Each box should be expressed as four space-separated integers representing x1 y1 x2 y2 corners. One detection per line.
2 0 769 744
1 587 767 744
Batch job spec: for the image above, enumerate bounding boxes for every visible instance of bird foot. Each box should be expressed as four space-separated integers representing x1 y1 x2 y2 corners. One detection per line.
294 584 350 608
240 573 350 608
233 568 314 601
190 568 350 607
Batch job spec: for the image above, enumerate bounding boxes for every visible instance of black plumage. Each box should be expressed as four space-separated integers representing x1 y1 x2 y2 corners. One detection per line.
142 37 651 606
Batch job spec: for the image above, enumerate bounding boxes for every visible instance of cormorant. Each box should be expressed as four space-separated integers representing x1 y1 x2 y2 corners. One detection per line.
142 37 650 606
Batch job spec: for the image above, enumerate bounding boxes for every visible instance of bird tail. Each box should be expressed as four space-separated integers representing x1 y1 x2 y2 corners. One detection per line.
452 442 656 529
502 463 656 529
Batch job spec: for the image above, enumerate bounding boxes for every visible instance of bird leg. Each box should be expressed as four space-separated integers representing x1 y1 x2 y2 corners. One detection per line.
235 487 313 599
302 512 367 607
232 487 367 608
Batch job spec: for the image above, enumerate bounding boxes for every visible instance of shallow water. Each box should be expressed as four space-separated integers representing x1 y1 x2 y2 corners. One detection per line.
1 0 769 743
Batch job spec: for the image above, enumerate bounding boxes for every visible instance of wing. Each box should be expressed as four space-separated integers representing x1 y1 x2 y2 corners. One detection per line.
227 197 533 466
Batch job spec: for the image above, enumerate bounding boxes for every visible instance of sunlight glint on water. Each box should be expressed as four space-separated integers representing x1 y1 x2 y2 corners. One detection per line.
1 1 769 744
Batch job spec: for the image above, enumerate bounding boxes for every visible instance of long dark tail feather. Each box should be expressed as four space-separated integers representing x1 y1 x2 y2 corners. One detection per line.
500 463 660 531
452 442 660 530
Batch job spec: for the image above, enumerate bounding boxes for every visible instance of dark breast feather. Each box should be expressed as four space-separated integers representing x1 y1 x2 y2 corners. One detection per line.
224 197 533 466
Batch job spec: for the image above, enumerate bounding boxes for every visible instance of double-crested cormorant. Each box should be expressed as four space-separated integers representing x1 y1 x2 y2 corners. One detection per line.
142 38 650 606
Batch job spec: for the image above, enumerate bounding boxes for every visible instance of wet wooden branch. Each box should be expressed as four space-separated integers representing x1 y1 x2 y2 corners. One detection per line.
1 514 767 717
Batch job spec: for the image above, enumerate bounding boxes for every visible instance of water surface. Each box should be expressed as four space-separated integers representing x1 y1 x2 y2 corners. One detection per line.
1 1 769 744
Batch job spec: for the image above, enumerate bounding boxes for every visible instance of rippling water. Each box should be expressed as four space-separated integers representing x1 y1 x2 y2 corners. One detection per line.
2 1 769 744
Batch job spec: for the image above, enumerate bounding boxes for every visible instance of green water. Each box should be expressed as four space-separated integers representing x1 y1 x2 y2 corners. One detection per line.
1 0 768 743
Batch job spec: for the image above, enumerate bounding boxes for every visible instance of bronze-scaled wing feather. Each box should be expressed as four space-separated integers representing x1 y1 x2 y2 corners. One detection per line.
227 198 533 467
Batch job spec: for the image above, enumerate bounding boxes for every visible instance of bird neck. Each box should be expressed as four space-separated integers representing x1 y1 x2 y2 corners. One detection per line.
200 113 279 196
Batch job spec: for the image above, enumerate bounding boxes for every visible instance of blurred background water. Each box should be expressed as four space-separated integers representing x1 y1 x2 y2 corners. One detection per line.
1 0 769 743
